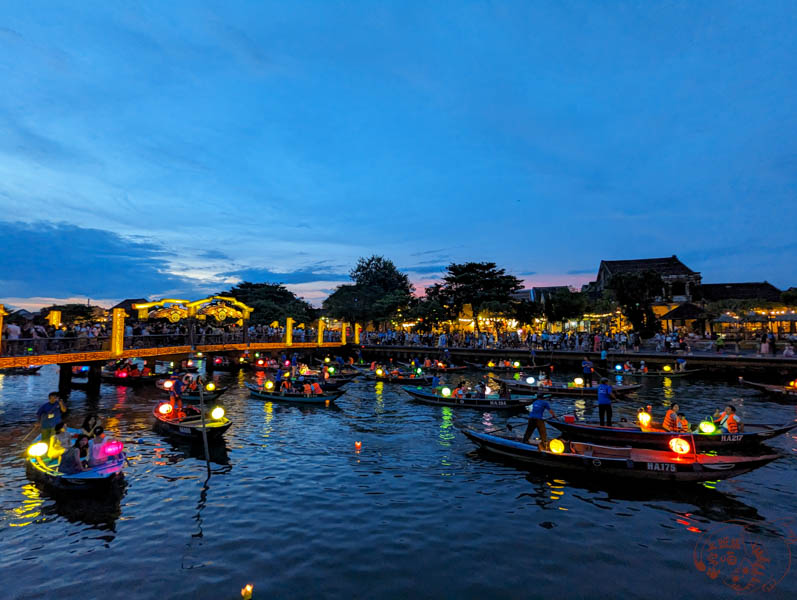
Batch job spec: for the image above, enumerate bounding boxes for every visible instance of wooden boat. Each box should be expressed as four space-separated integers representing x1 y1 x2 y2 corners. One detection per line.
464 361 551 373
739 378 797 402
403 386 533 410
245 382 343 404
152 404 231 441
2 365 43 375
610 368 705 378
363 371 433 385
400 362 469 373
546 419 797 451
462 429 779 482
155 380 228 402
25 437 126 492
100 370 159 386
209 358 244 372
501 379 641 397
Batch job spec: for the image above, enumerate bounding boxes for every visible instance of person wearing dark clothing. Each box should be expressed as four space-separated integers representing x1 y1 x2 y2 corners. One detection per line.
596 378 617 427
36 392 67 443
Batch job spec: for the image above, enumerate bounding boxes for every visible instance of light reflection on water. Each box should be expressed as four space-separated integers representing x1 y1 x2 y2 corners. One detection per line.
0 365 795 599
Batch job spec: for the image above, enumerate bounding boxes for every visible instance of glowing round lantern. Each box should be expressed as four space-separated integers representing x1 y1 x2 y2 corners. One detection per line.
324 357 331 363
187 360 194 367
158 403 173 415
416 368 423 375
239 357 245 363
439 363 446 369
376 369 384 376
265 381 274 390
197 353 203 357
163 380 174 389
699 420 717 434
328 367 336 375
441 387 452 397
257 359 264 366
574 377 584 386
104 440 124 456
485 386 492 395
214 357 222 364
638 411 652 427
355 441 362 451
206 382 216 392
615 364 622 371
513 361 520 368
118 371 128 378
663 365 672 372
487 361 495 368
27 442 49 458
669 437 691 454
211 406 225 420
242 583 254 600
284 360 291 367
526 376 536 385
549 439 565 454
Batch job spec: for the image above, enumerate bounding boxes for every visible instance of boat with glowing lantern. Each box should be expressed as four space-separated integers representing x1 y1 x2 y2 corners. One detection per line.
402 386 534 410
602 366 705 378
546 417 797 452
501 378 641 397
463 361 551 373
399 362 468 374
462 429 779 482
156 378 228 402
25 437 126 492
153 403 231 440
245 382 344 404
100 370 159 386
364 370 433 385
739 378 797 402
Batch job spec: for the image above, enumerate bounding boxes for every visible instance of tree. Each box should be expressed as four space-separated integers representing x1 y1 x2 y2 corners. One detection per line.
781 289 797 306
221 282 316 325
608 270 664 335
323 255 413 325
440 262 523 333
512 299 543 326
543 290 587 324
39 303 99 324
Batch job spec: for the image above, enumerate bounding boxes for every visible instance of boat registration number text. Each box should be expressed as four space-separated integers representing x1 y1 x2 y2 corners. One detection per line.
721 435 742 441
646 463 676 472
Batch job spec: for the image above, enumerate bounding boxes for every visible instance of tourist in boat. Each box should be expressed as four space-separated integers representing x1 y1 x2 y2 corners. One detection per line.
280 379 293 394
48 422 71 459
36 392 67 444
81 414 100 437
783 344 795 358
581 356 594 387
676 413 690 432
662 403 680 432
60 434 90 474
302 382 312 396
639 360 648 374
714 405 743 433
311 382 323 395
623 360 634 373
88 426 109 466
522 396 557 449
129 365 141 377
597 378 617 426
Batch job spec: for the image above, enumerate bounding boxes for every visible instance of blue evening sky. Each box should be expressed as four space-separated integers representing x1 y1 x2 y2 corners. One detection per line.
1 1 795 308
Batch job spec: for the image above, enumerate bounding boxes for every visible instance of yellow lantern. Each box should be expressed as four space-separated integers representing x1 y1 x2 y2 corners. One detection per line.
574 377 584 386
698 420 716 434
206 382 216 392
27 442 49 457
638 411 651 427
211 406 225 420
441 387 452 397
669 437 691 454
663 365 672 372
549 439 565 454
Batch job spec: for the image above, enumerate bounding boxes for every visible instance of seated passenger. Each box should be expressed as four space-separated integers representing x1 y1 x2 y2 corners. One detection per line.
60 435 89 474
48 422 71 459
676 413 690 433
714 404 743 433
89 426 109 466
311 382 323 395
303 383 312 395
661 403 680 432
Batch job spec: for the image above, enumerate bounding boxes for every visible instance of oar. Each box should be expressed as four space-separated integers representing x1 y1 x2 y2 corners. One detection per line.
19 422 40 445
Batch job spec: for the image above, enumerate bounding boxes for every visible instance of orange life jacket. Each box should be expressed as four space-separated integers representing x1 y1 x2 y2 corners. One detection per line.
303 383 312 395
662 409 677 431
718 412 739 433
370 361 377 371
677 417 689 432
311 382 323 395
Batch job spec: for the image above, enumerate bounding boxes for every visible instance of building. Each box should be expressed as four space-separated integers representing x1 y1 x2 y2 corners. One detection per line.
511 286 571 303
698 282 782 303
587 255 701 302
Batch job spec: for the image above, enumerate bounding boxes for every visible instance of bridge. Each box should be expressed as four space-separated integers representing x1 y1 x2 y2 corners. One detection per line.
0 297 361 393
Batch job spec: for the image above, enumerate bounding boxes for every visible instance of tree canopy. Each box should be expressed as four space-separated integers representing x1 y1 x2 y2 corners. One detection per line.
608 270 663 334
323 255 413 324
440 262 523 332
221 282 316 324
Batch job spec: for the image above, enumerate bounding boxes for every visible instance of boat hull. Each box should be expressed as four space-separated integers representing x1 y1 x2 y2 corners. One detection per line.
504 381 642 397
739 378 797 402
26 455 126 493
547 420 797 451
403 387 532 410
462 429 779 482
245 382 342 404
152 409 231 440
464 361 551 373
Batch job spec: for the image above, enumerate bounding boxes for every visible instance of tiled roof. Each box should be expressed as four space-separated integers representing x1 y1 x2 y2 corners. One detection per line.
601 255 696 276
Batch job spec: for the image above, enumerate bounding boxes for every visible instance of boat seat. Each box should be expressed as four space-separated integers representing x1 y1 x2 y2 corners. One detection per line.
570 442 632 459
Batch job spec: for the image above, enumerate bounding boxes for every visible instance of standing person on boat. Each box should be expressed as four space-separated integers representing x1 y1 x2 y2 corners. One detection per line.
36 392 67 444
662 403 680 432
581 357 594 387
522 396 557 448
597 378 617 426
676 357 687 372
169 376 185 415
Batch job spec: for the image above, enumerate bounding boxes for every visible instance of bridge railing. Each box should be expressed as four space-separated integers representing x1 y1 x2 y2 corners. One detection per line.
1 336 112 356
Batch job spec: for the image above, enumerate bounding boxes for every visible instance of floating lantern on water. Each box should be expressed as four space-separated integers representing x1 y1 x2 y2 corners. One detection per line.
158 403 173 415
526 377 536 385
27 442 49 458
513 361 520 368
574 377 584 386
663 365 672 372
211 406 225 420
441 387 452 397
241 583 254 600
265 381 274 390
355 441 362 451
699 420 716 434
549 439 565 454
669 437 691 454
206 382 216 391
325 400 330 407
638 411 652 427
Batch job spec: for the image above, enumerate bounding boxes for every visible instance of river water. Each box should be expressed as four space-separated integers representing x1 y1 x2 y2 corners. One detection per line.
1 364 795 599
